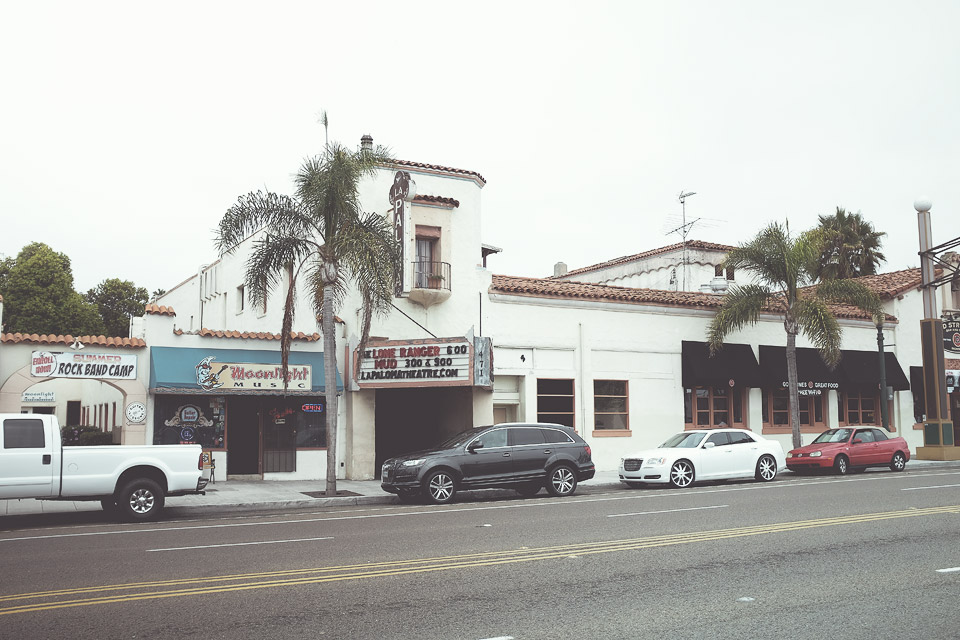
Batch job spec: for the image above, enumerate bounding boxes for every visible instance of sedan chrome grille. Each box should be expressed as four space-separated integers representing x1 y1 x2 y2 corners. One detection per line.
623 458 643 472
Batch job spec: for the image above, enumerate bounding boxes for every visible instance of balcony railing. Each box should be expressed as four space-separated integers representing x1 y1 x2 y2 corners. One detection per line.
413 261 451 291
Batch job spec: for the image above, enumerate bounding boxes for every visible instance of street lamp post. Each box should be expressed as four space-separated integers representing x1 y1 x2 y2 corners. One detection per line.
914 199 959 459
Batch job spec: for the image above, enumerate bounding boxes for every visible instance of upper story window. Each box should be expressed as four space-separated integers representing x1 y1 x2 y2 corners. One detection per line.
415 225 443 289
236 285 245 313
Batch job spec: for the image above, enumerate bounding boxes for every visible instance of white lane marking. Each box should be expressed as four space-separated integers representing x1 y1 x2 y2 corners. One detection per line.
4 468 960 543
608 504 728 518
479 636 514 640
147 536 333 552
902 483 960 491
936 567 960 573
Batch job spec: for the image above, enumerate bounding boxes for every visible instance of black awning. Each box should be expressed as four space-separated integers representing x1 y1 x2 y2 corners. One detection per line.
758 345 843 390
838 350 910 391
682 341 762 388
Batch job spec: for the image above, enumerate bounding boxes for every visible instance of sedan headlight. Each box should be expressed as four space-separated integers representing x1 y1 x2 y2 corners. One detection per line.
402 458 425 467
808 451 822 457
645 457 666 466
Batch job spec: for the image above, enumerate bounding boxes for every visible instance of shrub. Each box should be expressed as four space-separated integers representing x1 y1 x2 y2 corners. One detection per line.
62 425 115 446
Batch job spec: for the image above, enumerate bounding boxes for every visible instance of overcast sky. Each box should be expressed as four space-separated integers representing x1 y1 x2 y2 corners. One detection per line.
2 1 958 297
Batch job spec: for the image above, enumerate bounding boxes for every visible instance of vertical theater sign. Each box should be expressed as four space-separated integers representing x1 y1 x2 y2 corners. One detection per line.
389 170 416 297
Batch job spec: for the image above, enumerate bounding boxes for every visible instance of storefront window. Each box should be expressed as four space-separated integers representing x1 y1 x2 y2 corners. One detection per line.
153 396 226 448
538 378 575 428
684 387 742 428
841 391 877 425
594 380 628 431
763 389 825 430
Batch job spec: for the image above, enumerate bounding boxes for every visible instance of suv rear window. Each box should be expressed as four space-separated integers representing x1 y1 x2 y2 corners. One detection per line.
541 428 574 444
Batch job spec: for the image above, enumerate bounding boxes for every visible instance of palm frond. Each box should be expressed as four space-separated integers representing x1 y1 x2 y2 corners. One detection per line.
814 278 883 323
215 191 311 255
794 297 842 368
707 284 773 353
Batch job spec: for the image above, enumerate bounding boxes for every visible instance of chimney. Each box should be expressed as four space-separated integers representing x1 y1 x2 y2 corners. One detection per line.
553 262 568 277
361 134 373 151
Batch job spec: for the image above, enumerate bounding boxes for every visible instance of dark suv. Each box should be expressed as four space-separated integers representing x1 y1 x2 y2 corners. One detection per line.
380 423 595 504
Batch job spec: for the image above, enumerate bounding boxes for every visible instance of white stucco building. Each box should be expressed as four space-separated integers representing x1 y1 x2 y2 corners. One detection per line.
2 137 958 479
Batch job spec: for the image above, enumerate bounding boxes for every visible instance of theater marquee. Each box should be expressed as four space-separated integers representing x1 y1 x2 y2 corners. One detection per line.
354 338 473 388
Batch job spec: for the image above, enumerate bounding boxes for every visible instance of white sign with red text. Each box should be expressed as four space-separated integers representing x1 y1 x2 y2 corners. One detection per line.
31 351 139 380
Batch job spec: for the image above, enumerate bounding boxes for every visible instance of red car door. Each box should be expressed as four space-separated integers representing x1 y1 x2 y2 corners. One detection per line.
870 428 898 465
849 429 880 466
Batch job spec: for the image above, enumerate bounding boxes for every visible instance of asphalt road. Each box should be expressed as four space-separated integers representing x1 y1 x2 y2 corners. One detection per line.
2 468 959 640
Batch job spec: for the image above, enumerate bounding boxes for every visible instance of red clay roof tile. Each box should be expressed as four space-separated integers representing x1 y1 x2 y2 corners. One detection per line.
0 333 146 348
173 328 321 342
145 303 176 316
390 159 486 185
413 194 460 208
490 275 892 322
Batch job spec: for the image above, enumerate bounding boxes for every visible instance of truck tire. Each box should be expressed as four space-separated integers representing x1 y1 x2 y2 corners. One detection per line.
117 478 165 522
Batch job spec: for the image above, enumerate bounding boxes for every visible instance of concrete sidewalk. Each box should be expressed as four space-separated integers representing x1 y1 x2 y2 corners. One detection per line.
2 460 957 518
1 470 625 517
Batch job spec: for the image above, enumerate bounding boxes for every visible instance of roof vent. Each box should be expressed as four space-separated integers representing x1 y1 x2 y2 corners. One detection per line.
554 262 568 277
360 134 373 151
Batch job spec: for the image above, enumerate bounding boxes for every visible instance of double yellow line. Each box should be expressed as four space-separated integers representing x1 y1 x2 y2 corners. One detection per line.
3 504 958 616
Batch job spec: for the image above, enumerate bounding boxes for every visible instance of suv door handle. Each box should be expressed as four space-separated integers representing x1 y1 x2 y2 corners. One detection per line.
42 454 51 465
543 449 552 454
502 452 511 457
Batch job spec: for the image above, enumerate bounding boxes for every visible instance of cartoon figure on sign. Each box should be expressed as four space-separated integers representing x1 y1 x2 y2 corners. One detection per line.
196 356 227 391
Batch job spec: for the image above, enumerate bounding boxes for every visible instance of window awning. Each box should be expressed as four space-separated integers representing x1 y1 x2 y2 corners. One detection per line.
149 346 342 396
681 341 762 388
758 346 843 390
838 350 910 391
758 345 909 392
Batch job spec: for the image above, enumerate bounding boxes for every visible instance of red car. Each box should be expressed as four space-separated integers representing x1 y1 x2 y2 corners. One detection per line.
787 427 910 475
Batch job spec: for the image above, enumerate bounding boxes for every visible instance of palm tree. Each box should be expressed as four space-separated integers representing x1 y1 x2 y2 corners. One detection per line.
707 222 882 449
814 207 886 280
215 141 402 495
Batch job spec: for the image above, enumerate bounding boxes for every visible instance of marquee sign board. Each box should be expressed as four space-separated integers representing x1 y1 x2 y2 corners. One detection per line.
354 338 473 388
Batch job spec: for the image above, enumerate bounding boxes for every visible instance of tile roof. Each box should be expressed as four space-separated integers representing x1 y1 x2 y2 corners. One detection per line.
174 328 322 341
558 240 737 278
1 333 146 348
490 275 891 322
413 194 460 208
390 159 486 185
145 303 176 316
852 268 923 299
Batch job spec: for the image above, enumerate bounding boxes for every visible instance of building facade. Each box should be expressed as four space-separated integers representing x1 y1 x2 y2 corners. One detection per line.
3 141 959 478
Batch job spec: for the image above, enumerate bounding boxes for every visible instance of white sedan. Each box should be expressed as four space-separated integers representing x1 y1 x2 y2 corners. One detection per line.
619 429 786 488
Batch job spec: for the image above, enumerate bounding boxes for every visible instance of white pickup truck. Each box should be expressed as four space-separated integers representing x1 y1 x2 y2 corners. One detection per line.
0 414 207 521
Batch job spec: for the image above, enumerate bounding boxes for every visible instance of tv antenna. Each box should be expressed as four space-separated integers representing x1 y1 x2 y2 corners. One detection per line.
665 190 697 290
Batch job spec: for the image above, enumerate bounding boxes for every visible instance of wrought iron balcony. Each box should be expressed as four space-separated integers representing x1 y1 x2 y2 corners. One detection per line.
409 261 451 308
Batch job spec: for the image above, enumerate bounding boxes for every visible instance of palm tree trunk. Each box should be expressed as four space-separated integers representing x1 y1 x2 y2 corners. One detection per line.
322 283 338 496
785 329 801 449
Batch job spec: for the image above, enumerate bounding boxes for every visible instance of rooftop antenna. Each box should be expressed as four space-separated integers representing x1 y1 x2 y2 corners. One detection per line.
665 190 697 290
